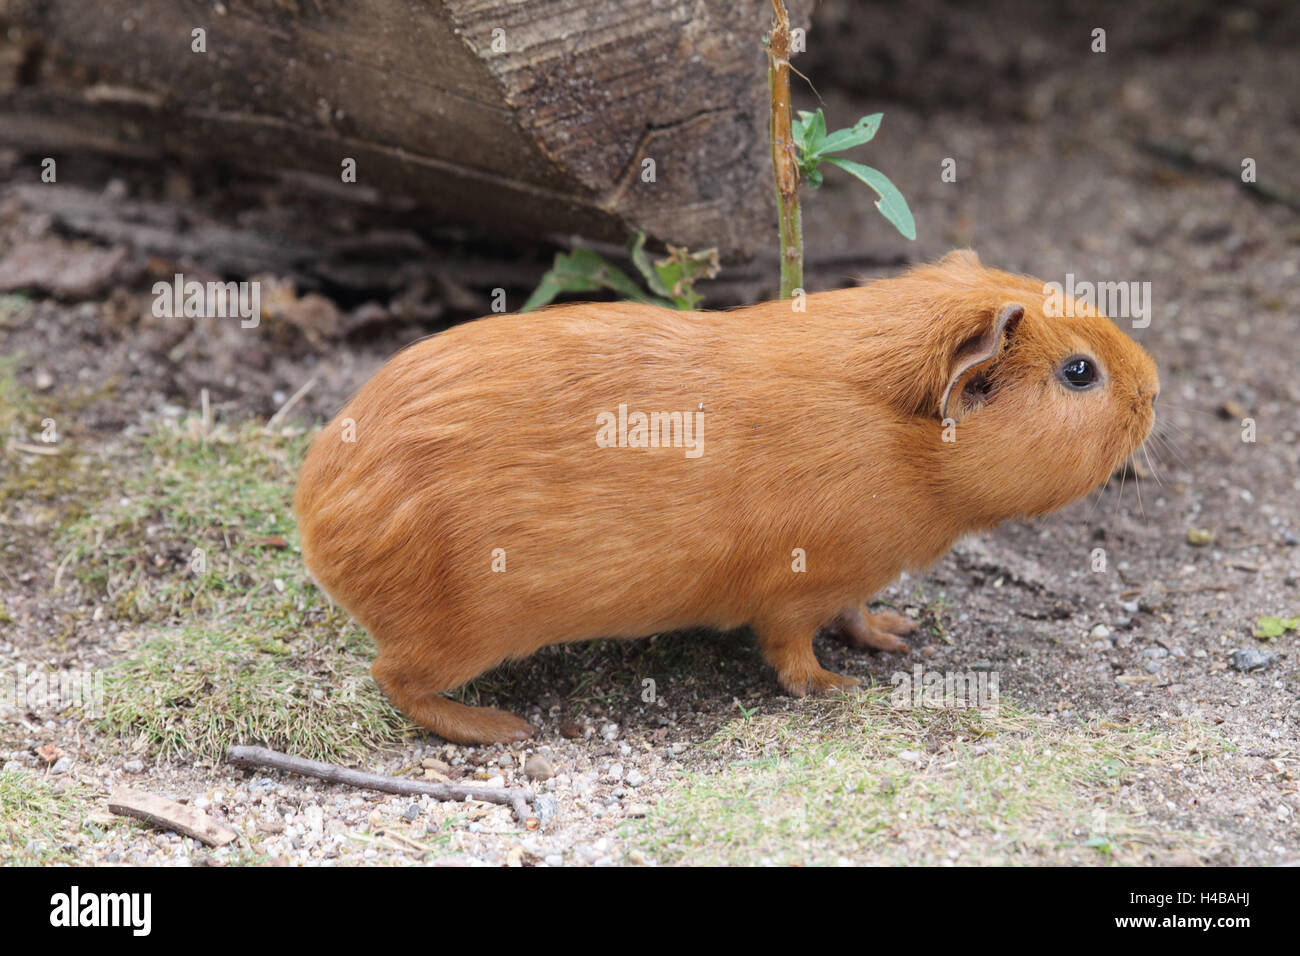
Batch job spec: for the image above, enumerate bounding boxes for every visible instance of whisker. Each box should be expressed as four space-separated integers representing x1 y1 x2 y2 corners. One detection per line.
1147 429 1189 470
1086 481 1104 522
1133 456 1146 520
1142 441 1162 488
1114 455 1128 519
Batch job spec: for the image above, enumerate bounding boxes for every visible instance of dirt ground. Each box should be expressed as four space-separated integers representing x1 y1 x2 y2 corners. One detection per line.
1 8 1298 865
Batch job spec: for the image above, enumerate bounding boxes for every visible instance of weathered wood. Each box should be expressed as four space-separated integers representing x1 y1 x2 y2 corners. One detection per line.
107 785 240 847
0 0 804 258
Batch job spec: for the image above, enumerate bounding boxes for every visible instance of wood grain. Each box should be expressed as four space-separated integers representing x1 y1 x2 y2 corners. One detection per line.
0 0 809 257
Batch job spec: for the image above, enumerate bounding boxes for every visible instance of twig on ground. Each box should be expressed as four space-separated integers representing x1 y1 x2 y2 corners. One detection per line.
264 376 317 432
8 440 61 456
1119 584 1235 600
1137 139 1300 213
226 745 534 825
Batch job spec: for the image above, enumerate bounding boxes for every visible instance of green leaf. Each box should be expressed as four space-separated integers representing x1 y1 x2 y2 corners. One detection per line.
627 232 672 299
521 248 667 312
1253 616 1300 640
817 113 882 156
648 245 720 310
823 157 917 240
793 109 830 179
793 109 826 155
805 108 827 152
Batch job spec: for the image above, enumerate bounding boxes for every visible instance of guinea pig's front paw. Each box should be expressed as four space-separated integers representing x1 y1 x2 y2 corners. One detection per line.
827 607 916 654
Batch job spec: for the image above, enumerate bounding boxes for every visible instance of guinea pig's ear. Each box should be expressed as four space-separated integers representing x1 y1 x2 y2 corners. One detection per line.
938 303 1024 421
938 249 981 269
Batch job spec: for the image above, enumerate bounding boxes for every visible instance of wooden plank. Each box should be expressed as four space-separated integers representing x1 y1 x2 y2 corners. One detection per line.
107 786 239 847
0 0 804 257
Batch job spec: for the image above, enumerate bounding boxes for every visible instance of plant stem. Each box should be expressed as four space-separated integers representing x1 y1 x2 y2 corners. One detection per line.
767 0 802 299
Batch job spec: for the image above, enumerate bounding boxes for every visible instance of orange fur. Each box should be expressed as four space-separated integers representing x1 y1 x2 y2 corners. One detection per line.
294 250 1159 743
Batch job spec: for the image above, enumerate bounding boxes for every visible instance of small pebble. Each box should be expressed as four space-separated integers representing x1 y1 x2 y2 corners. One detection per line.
534 794 559 827
524 754 555 781
1231 649 1275 672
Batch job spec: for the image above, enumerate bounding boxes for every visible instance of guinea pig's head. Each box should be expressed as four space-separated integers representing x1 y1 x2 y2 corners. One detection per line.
885 251 1160 522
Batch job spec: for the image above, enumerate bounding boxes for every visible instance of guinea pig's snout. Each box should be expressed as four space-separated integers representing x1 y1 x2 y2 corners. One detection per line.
1136 374 1159 410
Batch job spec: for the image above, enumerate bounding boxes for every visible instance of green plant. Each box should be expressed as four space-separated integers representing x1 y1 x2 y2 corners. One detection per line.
1253 615 1299 640
765 0 914 298
792 108 915 241
524 1 915 310
522 232 719 312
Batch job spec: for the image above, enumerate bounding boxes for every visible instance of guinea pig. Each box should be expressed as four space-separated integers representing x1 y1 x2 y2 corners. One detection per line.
294 249 1159 744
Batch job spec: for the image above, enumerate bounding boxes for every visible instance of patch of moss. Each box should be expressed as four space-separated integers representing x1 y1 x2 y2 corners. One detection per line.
631 690 1229 865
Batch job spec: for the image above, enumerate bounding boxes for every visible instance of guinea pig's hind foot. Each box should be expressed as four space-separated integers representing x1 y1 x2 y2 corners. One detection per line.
372 660 534 745
410 697 536 746
827 607 915 654
758 624 861 698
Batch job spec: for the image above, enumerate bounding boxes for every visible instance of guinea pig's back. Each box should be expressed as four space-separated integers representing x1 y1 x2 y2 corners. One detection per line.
296 305 772 644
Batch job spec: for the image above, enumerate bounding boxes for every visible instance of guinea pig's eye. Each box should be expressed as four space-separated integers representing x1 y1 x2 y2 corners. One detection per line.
1059 356 1099 390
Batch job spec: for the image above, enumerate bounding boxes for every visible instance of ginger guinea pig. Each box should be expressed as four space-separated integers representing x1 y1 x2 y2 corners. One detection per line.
294 250 1158 744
